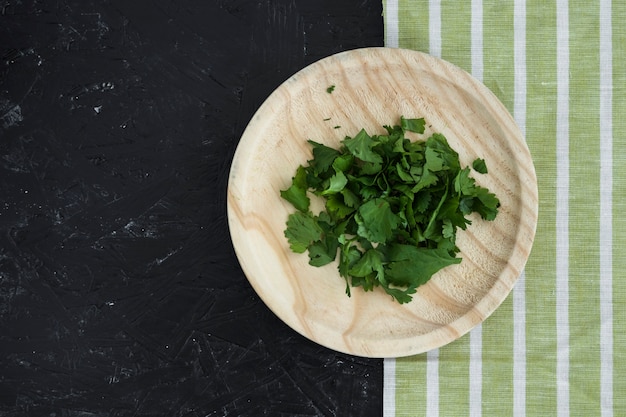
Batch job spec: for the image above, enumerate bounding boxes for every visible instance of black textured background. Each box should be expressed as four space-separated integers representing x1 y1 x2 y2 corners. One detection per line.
0 1 384 415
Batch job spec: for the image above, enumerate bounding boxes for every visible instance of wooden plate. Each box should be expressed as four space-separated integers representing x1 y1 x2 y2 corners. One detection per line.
227 47 538 358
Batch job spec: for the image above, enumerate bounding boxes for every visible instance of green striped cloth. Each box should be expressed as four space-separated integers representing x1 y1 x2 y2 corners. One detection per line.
382 1 625 416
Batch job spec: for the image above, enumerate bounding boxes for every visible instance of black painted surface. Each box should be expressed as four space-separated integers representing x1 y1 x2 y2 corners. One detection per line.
0 1 384 416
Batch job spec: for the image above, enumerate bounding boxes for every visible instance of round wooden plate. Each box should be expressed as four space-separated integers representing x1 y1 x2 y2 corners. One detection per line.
227 47 538 358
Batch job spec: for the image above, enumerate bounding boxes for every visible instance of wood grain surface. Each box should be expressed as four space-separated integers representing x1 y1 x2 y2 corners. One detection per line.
228 47 538 358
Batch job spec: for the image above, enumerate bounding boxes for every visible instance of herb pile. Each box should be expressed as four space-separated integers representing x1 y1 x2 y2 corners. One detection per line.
280 117 500 304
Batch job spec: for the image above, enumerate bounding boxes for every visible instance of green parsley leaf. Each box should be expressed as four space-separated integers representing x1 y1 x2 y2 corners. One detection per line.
348 248 386 284
355 198 401 243
321 170 348 195
471 187 500 220
284 211 323 253
385 245 462 287
307 140 341 175
308 239 338 266
454 167 477 196
426 133 460 172
340 187 360 207
472 158 488 174
400 116 426 134
380 284 417 304
325 193 355 219
280 165 310 212
342 129 384 164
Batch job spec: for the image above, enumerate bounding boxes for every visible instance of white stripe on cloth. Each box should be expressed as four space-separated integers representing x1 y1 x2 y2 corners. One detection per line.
429 0 441 58
383 357 396 417
385 0 399 48
513 273 526 417
599 0 613 415
469 325 482 417
555 0 570 416
469 1 483 416
427 349 440 417
513 0 527 416
471 0 484 80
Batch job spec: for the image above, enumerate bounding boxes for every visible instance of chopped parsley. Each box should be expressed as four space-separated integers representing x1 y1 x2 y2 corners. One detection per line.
472 158 488 174
280 117 500 304
326 85 336 93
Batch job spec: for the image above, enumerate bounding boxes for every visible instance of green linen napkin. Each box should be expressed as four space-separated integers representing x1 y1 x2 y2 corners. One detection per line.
382 1 625 416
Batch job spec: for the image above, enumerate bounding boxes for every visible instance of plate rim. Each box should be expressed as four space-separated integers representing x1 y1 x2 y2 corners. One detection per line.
227 47 538 358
